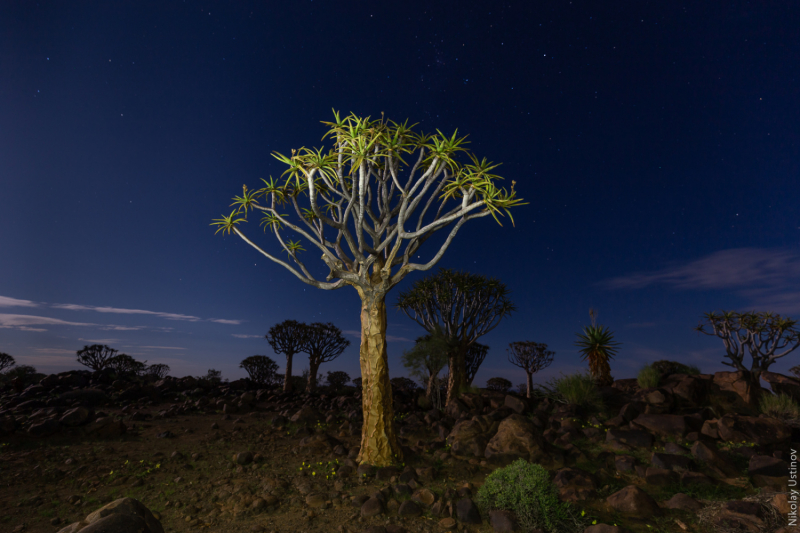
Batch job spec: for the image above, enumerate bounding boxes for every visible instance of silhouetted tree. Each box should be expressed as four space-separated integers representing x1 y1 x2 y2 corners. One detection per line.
145 363 170 379
108 354 148 376
697 310 800 406
486 377 512 393
575 309 619 387
76 344 118 371
203 369 223 384
326 370 351 390
507 341 555 398
396 268 515 404
266 320 310 393
401 324 452 406
240 355 280 386
304 323 350 392
465 342 490 385
213 112 524 465
0 353 15 373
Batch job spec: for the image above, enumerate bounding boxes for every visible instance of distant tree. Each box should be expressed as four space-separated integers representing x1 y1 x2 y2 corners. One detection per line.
108 354 148 376
0 353 16 373
396 268 515 405
390 376 418 394
240 355 280 386
145 363 170 379
1 364 38 386
507 341 555 398
352 377 362 389
401 324 452 405
465 342 490 385
266 320 310 393
486 377 512 393
696 310 800 406
204 369 223 384
326 370 351 391
212 112 524 466
575 309 619 387
517 383 528 395
304 323 350 392
76 344 118 371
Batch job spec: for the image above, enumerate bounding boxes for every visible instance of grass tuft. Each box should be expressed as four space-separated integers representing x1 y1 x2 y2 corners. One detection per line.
637 364 661 389
760 392 800 420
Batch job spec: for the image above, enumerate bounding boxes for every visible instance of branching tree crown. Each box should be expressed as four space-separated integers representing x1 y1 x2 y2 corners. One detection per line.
240 355 280 386
507 341 555 398
465 342 490 385
0 352 16 373
266 319 311 392
76 344 118 371
304 322 350 392
696 310 800 376
213 111 525 466
396 268 515 403
108 354 147 376
145 363 171 379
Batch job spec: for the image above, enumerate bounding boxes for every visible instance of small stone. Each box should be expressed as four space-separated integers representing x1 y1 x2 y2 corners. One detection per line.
50 517 61 526
456 497 481 524
157 431 175 438
211 422 219 429
360 497 383 517
306 494 328 508
398 499 422 517
235 451 254 465
411 488 436 507
663 493 703 511
439 517 457 530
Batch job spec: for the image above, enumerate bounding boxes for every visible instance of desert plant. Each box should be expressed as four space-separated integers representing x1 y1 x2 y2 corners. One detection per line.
266 319 311 393
401 323 454 408
390 376 417 394
76 344 119 372
107 354 148 377
696 310 800 406
304 323 350 392
213 111 524 466
239 355 280 386
0 352 15 373
144 363 170 379
0 364 39 386
326 370 350 390
476 459 583 533
637 364 661 388
575 309 619 386
760 393 800 420
650 360 701 377
202 369 223 384
396 269 514 404
507 341 555 398
486 377 512 393
537 373 602 411
791 365 800 379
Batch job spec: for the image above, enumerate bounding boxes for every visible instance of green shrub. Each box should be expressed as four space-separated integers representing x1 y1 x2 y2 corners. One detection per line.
476 459 583 533
650 360 700 377
637 364 661 388
760 393 800 420
534 373 602 411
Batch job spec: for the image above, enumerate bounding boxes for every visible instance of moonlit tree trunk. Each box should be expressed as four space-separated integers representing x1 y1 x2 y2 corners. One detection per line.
356 288 401 465
526 371 533 399
446 347 467 405
284 354 294 392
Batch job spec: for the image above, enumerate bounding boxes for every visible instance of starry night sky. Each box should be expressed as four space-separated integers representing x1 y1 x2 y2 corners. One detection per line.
2 1 799 386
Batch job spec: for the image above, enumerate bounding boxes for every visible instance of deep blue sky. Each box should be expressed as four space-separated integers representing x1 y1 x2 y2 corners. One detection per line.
2 1 799 387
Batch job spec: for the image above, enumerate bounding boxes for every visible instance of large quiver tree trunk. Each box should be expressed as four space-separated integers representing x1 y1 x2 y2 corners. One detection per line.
356 288 402 466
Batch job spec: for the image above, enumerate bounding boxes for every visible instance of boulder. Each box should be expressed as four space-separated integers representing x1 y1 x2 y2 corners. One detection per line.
455 498 481 524
60 407 91 427
606 486 662 517
691 441 740 478
290 405 320 423
553 468 596 502
503 395 528 414
644 467 679 486
56 497 163 533
605 428 653 448
28 418 61 437
631 414 690 437
86 417 126 438
447 415 499 457
398 499 422 517
713 371 759 405
748 454 789 488
716 414 790 446
661 374 709 406
484 414 548 464
650 452 693 472
663 493 703 511
761 371 800 402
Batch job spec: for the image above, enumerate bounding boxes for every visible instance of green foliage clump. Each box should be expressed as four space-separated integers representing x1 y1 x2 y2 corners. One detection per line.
650 360 700 377
476 459 582 533
486 377 512 392
760 393 800 420
637 364 661 389
541 373 602 411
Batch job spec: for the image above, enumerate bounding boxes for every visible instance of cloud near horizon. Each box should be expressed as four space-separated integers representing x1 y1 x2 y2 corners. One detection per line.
601 247 800 314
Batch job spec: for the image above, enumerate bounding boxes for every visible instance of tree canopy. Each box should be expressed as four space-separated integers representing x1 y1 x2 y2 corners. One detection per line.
76 344 118 372
304 322 350 391
266 319 311 392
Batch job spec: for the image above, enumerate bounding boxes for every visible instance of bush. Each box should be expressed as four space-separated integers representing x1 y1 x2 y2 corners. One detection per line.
391 376 417 394
476 459 583 533
239 356 279 386
535 373 602 411
200 369 224 385
326 370 350 390
0 364 40 386
145 363 170 379
486 377 512 393
650 360 700 377
637 364 661 389
760 393 800 420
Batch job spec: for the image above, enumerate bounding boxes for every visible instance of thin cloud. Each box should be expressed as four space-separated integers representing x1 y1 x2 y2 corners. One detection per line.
0 314 96 328
52 303 203 322
209 318 243 325
18 326 47 332
139 346 186 350
232 334 263 339
98 325 145 331
0 296 39 308
601 247 800 315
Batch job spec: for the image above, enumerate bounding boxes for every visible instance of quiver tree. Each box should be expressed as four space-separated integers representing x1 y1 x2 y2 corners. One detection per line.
108 354 148 376
240 355 280 386
507 341 555 398
575 309 619 387
0 353 15 373
304 322 350 392
696 310 800 406
145 363 170 379
265 319 310 392
401 324 453 406
326 370 351 390
76 344 118 372
213 111 524 465
396 268 516 405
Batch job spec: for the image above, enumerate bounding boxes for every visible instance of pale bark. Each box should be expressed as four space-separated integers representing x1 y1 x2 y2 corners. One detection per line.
356 288 402 466
526 371 533 399
445 346 467 405
283 353 294 392
306 362 320 393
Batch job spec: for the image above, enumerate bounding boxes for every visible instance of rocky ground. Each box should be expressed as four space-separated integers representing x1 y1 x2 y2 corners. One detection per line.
0 369 797 533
